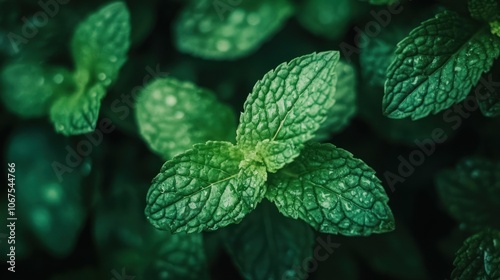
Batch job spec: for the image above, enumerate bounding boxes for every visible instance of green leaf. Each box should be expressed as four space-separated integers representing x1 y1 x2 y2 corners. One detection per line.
266 142 395 236
143 231 209 280
236 51 339 172
296 0 364 40
49 82 107 135
0 63 72 118
360 18 419 88
436 157 500 230
451 229 500 279
6 125 86 257
477 85 500 117
145 141 267 233
349 226 429 280
71 1 130 86
314 60 357 140
174 0 293 60
136 77 236 159
383 11 500 119
468 0 500 22
221 201 314 280
94 160 209 280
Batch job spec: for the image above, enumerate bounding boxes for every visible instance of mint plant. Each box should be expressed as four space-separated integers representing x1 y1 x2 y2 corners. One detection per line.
1 2 130 135
382 0 500 119
135 76 236 159
174 0 293 60
436 157 500 279
145 51 395 236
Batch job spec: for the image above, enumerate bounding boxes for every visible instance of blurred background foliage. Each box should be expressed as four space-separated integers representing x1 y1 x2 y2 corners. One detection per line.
1 0 500 279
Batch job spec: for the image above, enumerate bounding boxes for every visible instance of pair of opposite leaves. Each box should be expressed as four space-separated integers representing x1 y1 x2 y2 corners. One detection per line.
1 2 130 135
145 51 395 236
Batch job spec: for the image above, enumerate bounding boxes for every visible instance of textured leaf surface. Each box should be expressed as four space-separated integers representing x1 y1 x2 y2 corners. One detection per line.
94 161 209 280
267 142 394 236
315 60 357 140
0 63 72 117
477 86 500 117
452 229 500 279
71 2 130 86
436 157 500 230
136 77 236 159
349 226 429 280
49 82 106 135
145 141 267 233
468 0 499 22
221 201 314 280
6 126 85 257
383 11 500 119
237 51 339 171
297 0 359 40
174 0 293 60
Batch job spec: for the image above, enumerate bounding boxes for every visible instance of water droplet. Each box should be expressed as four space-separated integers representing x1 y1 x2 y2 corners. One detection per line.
189 202 197 209
37 77 45 86
165 95 177 106
175 111 185 119
53 74 64 84
247 13 261 25
45 183 61 203
216 39 231 52
411 77 419 85
98 72 106 81
152 90 162 100
454 66 462 72
109 56 117 63
199 19 213 33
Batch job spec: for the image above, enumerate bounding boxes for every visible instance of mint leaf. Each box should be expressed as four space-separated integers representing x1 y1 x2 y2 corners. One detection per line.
349 226 429 280
315 60 357 140
360 19 418 88
48 2 131 136
491 20 500 37
71 2 130 86
297 0 362 40
221 201 314 280
143 231 210 280
174 0 293 60
237 51 339 172
477 86 500 117
145 141 267 233
49 82 107 135
452 229 500 279
6 126 85 257
436 157 500 230
136 77 236 159
0 63 72 118
383 11 500 119
95 164 209 280
468 0 499 22
266 142 395 236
